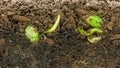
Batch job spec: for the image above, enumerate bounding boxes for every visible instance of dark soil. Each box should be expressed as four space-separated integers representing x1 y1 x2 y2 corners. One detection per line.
0 0 120 68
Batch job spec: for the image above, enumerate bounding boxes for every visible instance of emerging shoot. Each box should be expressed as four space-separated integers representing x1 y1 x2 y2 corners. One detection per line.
44 15 60 33
25 26 39 43
77 26 86 35
78 26 103 36
85 15 103 28
86 28 103 36
78 15 104 43
25 15 60 43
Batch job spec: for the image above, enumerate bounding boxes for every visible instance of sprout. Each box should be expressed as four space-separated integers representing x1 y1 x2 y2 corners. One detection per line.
78 15 103 43
24 15 60 43
86 28 103 36
44 15 60 33
77 26 86 35
78 26 103 36
85 15 103 28
87 36 101 43
25 26 39 43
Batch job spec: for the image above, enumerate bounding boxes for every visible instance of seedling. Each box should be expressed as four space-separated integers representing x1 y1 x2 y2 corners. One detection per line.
44 15 60 33
25 26 39 43
78 26 103 36
77 26 86 35
25 15 60 43
85 15 103 28
86 28 103 36
78 15 104 43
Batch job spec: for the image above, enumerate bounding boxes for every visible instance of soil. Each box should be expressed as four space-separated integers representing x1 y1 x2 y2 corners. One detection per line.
0 0 120 68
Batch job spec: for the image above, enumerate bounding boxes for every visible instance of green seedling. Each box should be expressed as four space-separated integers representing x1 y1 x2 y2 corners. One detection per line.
77 26 86 35
86 28 103 36
44 15 60 33
25 26 39 43
78 26 103 36
25 15 60 43
85 15 103 28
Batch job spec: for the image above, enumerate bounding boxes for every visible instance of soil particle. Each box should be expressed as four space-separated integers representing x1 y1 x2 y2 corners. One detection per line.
75 8 88 15
12 15 31 22
7 11 16 16
110 34 120 40
88 6 102 11
106 22 113 31
1 7 14 12
1 7 16 16
1 14 11 24
66 14 76 29
62 5 69 11
0 38 5 45
44 38 55 46
111 16 116 22
2 48 9 61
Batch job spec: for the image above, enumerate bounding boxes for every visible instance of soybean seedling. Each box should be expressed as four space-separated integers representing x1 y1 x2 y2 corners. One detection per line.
85 15 103 28
44 14 60 33
78 15 104 43
25 26 39 43
78 26 103 36
25 15 60 43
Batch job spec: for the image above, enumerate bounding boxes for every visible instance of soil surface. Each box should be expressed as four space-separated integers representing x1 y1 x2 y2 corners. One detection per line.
0 0 120 68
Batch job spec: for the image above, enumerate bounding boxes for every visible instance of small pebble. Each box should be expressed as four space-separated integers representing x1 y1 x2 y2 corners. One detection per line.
0 38 5 45
111 16 116 22
106 22 113 30
45 38 55 46
75 8 88 15
13 15 31 22
7 11 16 15
110 34 120 40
